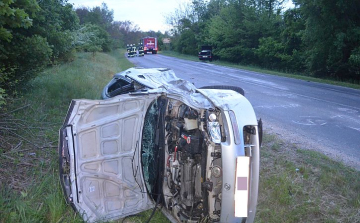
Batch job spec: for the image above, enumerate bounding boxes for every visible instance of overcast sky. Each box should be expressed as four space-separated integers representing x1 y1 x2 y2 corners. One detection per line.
68 0 294 33
68 0 192 32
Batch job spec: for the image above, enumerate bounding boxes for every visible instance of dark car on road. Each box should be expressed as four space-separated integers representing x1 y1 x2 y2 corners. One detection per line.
199 46 213 61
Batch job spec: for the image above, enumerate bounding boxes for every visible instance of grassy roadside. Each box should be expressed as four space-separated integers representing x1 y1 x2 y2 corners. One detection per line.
256 134 360 223
0 49 134 222
0 49 359 223
160 50 360 90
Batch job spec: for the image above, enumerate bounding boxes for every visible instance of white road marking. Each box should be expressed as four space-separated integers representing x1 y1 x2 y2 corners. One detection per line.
255 104 300 109
338 107 358 114
292 116 327 126
349 127 360 132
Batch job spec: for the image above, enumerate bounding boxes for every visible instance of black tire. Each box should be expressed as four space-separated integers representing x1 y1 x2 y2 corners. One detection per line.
199 85 245 96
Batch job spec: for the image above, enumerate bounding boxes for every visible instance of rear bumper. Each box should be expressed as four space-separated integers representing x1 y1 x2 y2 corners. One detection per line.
199 57 212 60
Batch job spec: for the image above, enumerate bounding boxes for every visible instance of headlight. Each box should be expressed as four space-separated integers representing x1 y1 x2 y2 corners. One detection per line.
209 113 216 121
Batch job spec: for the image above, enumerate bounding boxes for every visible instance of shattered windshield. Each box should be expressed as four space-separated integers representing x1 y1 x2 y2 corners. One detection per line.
141 100 159 194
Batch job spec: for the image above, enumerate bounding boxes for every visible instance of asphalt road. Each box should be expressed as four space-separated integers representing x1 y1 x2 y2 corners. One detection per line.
129 53 360 168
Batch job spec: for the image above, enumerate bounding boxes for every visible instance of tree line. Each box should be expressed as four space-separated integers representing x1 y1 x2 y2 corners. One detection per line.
1 0 359 105
167 0 360 83
0 0 166 105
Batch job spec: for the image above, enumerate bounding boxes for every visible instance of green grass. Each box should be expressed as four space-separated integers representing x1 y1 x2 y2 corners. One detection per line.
160 50 360 90
256 134 360 223
0 49 135 223
1 49 359 223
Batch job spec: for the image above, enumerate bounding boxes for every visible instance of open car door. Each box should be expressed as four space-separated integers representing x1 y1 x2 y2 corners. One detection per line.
59 94 159 222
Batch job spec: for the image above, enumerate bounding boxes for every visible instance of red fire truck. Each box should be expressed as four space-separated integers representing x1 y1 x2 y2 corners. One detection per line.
140 37 158 54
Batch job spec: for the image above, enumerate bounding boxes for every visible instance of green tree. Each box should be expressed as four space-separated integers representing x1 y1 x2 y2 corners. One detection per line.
114 20 141 46
108 21 125 48
207 1 267 62
295 0 360 81
1 0 38 94
255 7 306 71
255 37 288 68
167 0 287 64
0 0 80 96
172 18 196 54
2 34 52 91
73 24 111 54
0 0 38 41
75 3 113 51
0 0 40 100
348 47 360 83
31 0 79 61
76 3 113 31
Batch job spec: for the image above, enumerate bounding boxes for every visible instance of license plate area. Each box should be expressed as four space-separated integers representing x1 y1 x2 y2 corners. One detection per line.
235 156 250 217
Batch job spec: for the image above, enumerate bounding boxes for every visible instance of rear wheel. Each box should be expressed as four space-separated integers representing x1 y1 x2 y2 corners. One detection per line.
199 85 245 96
